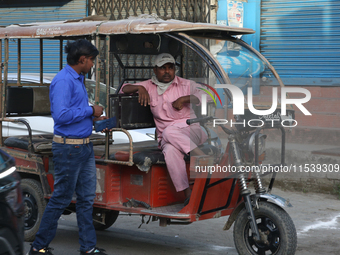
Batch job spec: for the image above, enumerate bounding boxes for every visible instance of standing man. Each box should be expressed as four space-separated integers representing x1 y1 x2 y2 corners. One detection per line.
122 53 207 206
28 39 108 255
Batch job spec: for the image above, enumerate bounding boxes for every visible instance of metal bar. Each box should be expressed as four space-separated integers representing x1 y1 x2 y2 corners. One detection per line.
165 0 168 18
133 0 137 16
17 39 21 86
0 39 2 84
254 127 262 166
59 39 63 70
197 174 211 214
1 39 9 146
157 0 160 16
40 38 43 85
105 35 110 160
179 0 183 20
0 39 3 145
95 36 101 105
268 127 285 193
206 177 231 188
123 66 155 70
3 39 8 119
95 139 134 165
105 35 110 113
113 53 124 69
186 0 189 21
281 126 286 166
126 0 129 19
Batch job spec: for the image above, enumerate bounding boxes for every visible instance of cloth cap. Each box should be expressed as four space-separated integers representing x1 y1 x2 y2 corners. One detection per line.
154 53 175 67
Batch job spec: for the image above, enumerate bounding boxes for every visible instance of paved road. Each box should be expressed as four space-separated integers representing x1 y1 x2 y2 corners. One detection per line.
24 188 340 255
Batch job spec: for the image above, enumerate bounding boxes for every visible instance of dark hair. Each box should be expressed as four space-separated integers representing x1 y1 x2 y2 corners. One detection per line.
65 39 99 65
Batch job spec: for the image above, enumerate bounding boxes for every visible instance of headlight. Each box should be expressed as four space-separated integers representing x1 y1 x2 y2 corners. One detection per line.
248 133 266 156
0 166 16 179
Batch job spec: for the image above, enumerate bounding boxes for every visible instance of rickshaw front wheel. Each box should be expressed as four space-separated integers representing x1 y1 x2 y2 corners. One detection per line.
233 201 297 255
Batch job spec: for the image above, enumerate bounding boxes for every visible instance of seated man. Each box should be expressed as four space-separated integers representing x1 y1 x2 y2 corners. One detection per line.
121 53 207 205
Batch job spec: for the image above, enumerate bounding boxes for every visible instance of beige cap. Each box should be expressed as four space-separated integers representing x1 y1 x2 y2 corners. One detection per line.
154 53 175 67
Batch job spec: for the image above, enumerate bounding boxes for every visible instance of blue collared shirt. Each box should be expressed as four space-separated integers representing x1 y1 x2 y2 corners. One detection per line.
49 64 93 138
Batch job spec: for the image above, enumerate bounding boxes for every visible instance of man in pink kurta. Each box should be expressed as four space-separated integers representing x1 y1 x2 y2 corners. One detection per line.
122 53 207 203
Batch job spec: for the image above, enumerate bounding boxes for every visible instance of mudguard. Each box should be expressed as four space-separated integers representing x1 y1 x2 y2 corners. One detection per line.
223 193 292 230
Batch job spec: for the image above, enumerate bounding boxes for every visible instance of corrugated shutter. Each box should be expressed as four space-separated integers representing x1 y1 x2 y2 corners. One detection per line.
260 0 340 86
0 0 87 73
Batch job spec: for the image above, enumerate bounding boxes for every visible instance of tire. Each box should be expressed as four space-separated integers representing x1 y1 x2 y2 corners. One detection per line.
92 210 119 231
233 201 297 255
21 179 46 242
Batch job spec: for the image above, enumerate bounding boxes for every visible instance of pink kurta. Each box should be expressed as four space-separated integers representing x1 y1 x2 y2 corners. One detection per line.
122 76 207 191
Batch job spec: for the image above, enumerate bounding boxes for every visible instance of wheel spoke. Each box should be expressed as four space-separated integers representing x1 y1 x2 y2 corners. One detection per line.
271 228 280 237
257 247 266 255
264 218 276 232
247 234 256 246
270 243 279 253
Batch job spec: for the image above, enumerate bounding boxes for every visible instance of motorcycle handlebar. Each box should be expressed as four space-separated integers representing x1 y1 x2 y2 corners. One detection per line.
186 116 214 125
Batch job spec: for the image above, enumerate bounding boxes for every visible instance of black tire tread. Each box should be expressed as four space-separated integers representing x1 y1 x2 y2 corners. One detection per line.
233 201 297 255
93 210 119 231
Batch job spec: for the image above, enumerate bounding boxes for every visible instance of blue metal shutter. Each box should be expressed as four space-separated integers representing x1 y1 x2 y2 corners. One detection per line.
260 0 340 86
0 0 87 73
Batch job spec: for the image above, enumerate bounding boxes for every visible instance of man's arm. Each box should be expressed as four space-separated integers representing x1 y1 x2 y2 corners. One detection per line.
172 95 199 110
50 80 96 124
122 84 150 106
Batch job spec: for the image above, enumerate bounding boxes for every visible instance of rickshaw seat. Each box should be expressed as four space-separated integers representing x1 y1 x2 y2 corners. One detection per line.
4 135 54 153
4 134 107 154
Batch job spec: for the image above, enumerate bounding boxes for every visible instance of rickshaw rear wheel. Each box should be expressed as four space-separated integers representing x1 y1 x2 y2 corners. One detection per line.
233 201 297 255
92 209 119 231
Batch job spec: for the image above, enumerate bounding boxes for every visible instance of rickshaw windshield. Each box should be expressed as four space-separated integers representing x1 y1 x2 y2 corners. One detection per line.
209 39 281 95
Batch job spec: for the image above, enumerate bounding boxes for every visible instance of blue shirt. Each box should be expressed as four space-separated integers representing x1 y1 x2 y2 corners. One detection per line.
49 64 93 138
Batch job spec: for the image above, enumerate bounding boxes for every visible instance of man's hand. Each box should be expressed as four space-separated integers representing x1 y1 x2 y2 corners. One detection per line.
137 86 150 107
122 85 150 107
172 95 199 110
172 97 185 110
92 105 104 117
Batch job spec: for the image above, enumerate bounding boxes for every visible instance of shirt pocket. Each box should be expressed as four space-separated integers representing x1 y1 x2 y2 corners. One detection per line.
150 97 158 107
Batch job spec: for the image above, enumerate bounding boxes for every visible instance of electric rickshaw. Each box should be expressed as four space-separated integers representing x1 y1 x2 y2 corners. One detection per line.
0 15 297 255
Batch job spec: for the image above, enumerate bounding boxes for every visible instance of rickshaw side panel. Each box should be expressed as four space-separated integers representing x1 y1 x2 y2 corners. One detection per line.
98 163 186 208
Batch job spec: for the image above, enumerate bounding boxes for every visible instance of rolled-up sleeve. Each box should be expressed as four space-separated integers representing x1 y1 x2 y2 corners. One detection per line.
120 81 150 94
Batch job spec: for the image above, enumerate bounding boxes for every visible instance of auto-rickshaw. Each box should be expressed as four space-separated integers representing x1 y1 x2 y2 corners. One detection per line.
0 15 297 254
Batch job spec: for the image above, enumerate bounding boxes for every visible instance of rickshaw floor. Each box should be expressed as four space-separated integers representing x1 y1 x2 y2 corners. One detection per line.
140 203 190 217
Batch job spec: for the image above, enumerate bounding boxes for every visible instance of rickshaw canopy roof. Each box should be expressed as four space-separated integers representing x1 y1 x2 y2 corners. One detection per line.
0 14 255 39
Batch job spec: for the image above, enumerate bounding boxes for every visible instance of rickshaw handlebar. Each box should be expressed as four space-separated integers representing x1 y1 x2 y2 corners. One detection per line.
186 116 214 125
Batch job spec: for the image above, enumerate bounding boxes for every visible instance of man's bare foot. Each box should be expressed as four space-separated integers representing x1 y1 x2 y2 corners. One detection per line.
183 188 191 206
184 187 192 199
